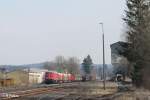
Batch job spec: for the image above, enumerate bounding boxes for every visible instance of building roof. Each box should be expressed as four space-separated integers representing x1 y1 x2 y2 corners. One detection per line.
28 68 48 73
110 41 129 55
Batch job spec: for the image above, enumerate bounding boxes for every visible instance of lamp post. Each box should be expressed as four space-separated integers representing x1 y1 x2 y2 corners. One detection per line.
99 22 106 90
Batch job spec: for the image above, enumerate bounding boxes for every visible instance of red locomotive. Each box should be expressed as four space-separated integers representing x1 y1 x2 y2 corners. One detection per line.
45 71 76 84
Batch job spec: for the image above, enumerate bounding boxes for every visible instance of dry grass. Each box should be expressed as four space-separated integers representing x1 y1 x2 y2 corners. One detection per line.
7 70 28 86
112 88 150 100
0 70 28 87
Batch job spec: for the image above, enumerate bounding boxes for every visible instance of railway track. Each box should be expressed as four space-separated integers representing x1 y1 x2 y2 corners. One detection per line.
1 87 64 100
1 82 79 100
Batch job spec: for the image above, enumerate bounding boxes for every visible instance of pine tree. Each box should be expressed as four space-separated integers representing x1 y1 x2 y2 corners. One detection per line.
123 0 150 87
82 55 93 75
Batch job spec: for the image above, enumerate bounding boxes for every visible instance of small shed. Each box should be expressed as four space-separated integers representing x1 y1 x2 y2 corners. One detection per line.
0 78 14 87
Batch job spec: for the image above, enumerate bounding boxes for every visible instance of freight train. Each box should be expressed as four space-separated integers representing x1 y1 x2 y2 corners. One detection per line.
44 71 82 84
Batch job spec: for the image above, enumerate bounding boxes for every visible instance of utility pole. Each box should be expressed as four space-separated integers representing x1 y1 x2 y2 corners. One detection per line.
28 67 30 86
1 68 6 87
100 22 106 90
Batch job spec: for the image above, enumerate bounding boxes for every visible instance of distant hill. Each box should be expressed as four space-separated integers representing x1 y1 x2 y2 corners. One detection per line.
21 63 45 68
0 62 114 73
0 62 45 72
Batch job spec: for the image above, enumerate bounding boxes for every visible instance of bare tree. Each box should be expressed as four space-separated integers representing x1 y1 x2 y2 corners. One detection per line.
43 61 57 70
66 57 80 75
54 56 67 73
43 56 81 74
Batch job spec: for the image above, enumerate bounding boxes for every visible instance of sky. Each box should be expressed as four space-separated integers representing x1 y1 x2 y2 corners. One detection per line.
0 0 126 65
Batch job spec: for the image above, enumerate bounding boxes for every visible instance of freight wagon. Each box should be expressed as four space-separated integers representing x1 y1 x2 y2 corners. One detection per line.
44 71 80 84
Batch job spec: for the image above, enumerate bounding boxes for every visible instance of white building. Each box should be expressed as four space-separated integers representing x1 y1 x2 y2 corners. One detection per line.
29 68 48 84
